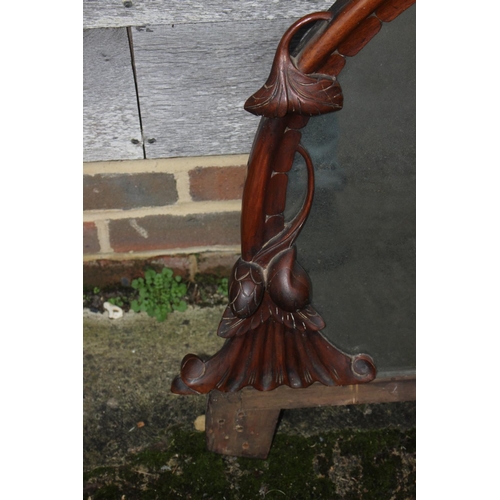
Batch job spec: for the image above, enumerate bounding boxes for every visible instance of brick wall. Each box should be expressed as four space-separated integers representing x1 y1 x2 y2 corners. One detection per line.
83 155 248 284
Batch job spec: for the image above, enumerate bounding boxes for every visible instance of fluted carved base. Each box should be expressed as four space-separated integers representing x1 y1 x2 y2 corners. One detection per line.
171 318 376 394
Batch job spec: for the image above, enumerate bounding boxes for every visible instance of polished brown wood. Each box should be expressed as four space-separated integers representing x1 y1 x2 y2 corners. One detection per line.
297 0 415 72
265 173 288 216
171 0 415 459
337 15 382 57
172 6 415 463
376 0 416 22
172 0 415 398
297 0 388 74
264 214 285 242
244 12 343 118
240 118 288 260
316 52 346 77
299 0 415 79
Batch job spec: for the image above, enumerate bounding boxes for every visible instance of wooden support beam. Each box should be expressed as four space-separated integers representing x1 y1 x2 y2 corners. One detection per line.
205 375 415 458
206 393 281 459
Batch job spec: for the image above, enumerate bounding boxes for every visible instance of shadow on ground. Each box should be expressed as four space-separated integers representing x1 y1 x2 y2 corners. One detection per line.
84 307 415 499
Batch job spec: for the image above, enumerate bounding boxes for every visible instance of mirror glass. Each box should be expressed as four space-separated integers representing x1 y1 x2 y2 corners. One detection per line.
286 5 416 375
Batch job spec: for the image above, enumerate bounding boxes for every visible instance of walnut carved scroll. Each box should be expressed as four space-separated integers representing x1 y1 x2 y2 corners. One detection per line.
172 0 415 396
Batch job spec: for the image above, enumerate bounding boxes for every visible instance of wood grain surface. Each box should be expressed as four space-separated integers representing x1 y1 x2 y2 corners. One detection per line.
83 0 335 29
83 28 144 162
206 395 280 459
205 374 415 458
337 15 382 56
131 19 295 158
219 375 416 411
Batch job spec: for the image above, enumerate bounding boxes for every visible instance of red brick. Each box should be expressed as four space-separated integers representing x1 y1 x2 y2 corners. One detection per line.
83 173 178 210
109 212 241 253
83 222 100 254
189 166 247 201
83 255 192 288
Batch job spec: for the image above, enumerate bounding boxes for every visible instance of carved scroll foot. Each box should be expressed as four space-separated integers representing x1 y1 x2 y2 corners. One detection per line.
172 243 376 395
171 319 375 395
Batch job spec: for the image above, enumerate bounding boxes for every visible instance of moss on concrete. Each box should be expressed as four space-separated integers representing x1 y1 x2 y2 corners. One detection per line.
84 426 415 499
84 307 415 499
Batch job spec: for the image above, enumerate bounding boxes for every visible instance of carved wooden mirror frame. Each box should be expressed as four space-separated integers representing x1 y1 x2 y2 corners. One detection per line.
171 0 416 458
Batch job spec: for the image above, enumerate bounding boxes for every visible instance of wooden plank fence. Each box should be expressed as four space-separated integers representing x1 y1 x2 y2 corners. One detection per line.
83 0 335 29
83 0 335 162
83 28 144 161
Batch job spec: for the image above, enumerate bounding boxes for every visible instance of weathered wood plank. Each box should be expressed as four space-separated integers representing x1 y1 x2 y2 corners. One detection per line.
205 375 415 458
132 19 295 158
83 28 144 162
83 0 335 29
215 375 416 411
206 394 280 459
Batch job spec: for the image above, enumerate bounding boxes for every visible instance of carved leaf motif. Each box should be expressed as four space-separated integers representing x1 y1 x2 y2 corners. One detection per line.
295 305 326 331
287 69 343 115
268 300 325 332
245 65 343 118
228 259 265 318
244 11 343 118
218 292 324 339
218 293 270 339
218 304 251 338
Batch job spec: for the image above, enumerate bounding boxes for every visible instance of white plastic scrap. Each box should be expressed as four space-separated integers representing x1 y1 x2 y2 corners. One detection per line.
103 302 123 319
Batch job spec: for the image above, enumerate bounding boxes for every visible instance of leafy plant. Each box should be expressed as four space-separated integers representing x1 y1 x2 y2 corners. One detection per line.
130 268 187 322
217 277 229 297
108 297 124 307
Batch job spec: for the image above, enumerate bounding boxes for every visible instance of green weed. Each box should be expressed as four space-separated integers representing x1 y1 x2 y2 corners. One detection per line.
130 268 187 322
217 277 229 296
107 297 124 307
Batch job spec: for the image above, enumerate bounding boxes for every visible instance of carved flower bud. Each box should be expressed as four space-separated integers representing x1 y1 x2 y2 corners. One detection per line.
229 258 265 318
267 247 311 312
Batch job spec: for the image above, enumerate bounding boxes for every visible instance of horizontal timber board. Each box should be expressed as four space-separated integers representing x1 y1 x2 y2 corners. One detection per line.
83 28 144 162
132 19 293 158
210 375 416 411
83 0 335 29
